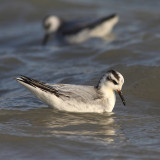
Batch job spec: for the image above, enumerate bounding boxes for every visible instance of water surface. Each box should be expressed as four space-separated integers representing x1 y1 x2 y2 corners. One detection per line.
0 0 160 159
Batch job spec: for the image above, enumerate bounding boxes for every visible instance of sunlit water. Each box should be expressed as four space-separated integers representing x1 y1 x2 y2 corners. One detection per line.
0 0 160 159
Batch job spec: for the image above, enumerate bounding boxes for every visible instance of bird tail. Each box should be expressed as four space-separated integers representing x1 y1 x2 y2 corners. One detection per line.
15 75 60 97
100 13 119 23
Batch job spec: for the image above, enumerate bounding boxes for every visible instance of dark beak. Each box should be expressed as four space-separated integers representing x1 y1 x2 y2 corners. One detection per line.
42 34 50 45
117 90 126 106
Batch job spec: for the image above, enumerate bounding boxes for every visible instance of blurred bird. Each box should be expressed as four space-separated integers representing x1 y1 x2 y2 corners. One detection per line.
42 13 119 45
15 70 125 113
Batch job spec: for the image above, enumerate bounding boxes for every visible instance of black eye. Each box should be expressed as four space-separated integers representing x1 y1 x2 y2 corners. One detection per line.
44 23 51 29
112 80 118 85
107 76 118 85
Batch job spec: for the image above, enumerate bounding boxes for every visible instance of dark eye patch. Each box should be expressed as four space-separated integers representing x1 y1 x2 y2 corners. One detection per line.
107 77 118 85
44 23 51 29
112 80 118 85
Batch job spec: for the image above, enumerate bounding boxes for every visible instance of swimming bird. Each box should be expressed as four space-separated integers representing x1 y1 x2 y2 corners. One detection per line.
42 13 119 45
15 70 125 113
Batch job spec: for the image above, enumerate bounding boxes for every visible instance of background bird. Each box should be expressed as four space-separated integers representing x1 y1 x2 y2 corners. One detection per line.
42 13 119 45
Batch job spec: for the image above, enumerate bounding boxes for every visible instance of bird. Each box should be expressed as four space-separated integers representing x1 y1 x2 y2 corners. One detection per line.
42 13 119 45
15 70 125 113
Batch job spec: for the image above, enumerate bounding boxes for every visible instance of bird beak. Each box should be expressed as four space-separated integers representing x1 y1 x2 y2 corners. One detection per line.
117 90 126 106
42 34 50 45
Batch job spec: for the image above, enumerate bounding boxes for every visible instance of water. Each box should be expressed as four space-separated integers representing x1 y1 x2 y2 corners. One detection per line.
0 0 160 159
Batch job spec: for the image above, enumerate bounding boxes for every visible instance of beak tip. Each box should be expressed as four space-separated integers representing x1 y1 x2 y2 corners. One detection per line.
42 34 49 46
117 90 126 106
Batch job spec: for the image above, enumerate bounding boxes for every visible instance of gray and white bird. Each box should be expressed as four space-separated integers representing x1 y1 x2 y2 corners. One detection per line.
15 70 125 113
42 14 119 45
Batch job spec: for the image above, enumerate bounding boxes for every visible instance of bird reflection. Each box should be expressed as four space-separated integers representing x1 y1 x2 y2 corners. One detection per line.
29 108 125 144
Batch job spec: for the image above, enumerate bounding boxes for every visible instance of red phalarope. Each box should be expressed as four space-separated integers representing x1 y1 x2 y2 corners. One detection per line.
15 70 125 113
42 14 119 45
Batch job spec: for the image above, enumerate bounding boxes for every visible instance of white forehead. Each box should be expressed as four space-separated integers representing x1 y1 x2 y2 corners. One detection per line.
45 16 59 24
44 16 61 32
118 72 124 83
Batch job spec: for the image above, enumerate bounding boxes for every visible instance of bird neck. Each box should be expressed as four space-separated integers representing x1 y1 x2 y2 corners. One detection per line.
99 85 116 112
